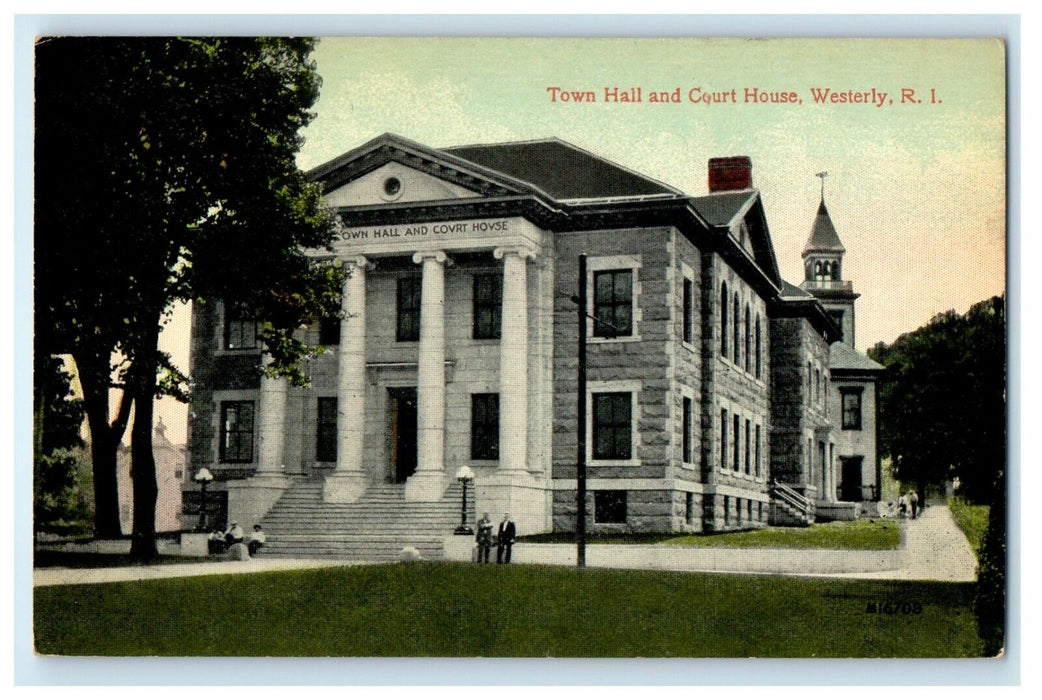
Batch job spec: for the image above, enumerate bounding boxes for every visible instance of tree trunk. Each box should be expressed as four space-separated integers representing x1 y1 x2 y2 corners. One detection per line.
129 323 162 562
129 385 159 561
73 350 128 539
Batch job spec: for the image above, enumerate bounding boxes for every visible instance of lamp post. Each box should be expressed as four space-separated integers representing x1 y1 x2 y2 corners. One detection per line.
454 465 475 535
194 467 214 532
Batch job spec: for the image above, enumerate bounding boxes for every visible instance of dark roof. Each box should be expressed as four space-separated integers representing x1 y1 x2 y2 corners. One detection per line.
779 280 814 299
688 191 757 228
830 342 884 372
802 199 846 255
443 139 681 201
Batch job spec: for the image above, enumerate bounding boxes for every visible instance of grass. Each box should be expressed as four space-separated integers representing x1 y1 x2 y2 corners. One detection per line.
521 518 902 550
948 498 990 554
34 561 983 657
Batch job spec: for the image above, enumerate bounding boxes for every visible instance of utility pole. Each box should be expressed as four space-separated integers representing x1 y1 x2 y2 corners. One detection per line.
576 253 588 569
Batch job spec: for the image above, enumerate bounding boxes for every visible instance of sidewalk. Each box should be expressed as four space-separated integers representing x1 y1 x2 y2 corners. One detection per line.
33 505 978 587
831 503 978 581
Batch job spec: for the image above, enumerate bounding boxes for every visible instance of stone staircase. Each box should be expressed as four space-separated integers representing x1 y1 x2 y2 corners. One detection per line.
258 479 474 561
768 480 815 527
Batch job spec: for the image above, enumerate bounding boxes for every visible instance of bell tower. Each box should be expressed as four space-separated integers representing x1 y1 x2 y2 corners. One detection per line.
800 172 859 345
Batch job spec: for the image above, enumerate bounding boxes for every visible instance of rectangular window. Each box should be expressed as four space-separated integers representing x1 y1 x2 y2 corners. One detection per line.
682 397 693 464
473 274 502 340
686 492 696 525
318 316 341 346
830 310 845 343
755 316 762 378
733 413 741 471
396 277 421 342
595 490 627 524
593 269 633 337
723 495 730 525
720 409 728 470
471 393 500 460
220 401 254 463
842 390 863 430
316 397 338 462
755 424 762 477
744 419 751 474
224 305 259 350
683 278 695 344
593 392 632 460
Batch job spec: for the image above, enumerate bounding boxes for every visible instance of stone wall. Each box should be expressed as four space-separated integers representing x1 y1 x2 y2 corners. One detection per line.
187 300 263 481
769 316 831 496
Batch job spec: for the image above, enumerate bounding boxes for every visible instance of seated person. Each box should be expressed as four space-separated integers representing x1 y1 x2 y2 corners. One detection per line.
207 527 226 555
224 522 245 547
248 524 266 555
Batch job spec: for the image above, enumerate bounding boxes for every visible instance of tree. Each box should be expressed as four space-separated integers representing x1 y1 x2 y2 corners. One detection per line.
35 37 343 558
868 296 1006 504
33 354 90 530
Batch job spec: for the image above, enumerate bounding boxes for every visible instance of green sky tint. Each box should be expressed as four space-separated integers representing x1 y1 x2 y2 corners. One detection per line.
157 38 1006 444
300 37 1006 353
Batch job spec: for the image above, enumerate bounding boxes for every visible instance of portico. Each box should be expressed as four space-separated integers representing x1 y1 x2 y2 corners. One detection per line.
318 215 548 509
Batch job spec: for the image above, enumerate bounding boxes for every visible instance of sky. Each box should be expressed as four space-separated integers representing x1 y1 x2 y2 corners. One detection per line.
156 37 1007 444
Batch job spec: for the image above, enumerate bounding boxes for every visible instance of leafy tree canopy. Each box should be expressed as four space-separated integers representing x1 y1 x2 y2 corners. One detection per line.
35 37 343 542
868 296 1005 504
36 36 342 382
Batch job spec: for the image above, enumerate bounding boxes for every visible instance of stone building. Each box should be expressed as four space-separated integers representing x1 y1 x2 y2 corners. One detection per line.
185 134 877 554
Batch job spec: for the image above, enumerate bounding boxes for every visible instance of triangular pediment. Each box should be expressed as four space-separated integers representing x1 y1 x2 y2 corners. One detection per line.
308 133 537 208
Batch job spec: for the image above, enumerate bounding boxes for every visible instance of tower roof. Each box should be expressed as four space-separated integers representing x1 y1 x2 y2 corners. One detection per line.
802 199 846 256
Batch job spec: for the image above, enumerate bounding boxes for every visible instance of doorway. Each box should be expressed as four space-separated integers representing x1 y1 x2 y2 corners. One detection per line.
388 387 418 483
840 457 864 502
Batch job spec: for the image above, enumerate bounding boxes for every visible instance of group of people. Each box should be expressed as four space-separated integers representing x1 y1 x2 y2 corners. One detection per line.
883 491 922 519
898 491 921 519
475 512 516 564
207 523 266 555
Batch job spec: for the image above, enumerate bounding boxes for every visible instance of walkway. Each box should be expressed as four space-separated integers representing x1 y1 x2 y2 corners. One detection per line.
834 503 978 581
32 506 978 587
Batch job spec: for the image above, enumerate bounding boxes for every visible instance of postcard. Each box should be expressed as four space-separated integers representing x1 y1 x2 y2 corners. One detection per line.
30 35 1008 668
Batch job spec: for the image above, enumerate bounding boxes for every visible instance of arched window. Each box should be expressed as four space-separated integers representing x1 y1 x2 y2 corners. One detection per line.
720 282 728 357
733 292 741 365
744 304 751 373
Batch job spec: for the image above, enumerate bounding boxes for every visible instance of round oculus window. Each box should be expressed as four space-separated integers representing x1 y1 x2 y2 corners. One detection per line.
382 177 402 198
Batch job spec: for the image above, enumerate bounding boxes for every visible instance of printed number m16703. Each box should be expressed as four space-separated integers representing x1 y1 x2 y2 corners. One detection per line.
866 600 923 614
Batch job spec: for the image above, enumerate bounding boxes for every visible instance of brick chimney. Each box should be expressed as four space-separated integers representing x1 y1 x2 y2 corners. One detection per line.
708 156 753 192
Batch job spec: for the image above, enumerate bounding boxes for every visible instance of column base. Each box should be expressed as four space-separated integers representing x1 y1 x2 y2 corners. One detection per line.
475 470 547 537
323 472 369 503
225 473 291 531
404 471 447 502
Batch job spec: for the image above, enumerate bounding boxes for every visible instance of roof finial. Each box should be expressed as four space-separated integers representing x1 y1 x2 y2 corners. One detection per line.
815 171 828 202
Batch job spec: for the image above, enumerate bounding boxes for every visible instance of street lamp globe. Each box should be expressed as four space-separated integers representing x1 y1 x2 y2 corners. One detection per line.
194 467 215 532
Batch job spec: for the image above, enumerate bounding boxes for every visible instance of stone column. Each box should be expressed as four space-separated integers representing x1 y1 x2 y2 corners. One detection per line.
256 354 288 476
494 246 535 473
325 255 370 503
406 250 449 501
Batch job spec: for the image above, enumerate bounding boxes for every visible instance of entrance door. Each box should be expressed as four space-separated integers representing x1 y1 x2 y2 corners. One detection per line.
388 387 418 483
840 457 864 502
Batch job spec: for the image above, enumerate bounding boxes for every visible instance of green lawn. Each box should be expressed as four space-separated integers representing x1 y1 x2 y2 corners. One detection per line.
35 562 982 657
522 518 901 550
948 498 990 555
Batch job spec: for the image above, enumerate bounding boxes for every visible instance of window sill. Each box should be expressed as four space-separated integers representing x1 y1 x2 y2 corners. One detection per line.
589 335 642 344
589 458 641 468
215 348 262 357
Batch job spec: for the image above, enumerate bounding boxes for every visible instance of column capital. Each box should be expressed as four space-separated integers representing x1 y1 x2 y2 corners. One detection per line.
493 245 538 262
344 254 372 271
412 250 449 265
